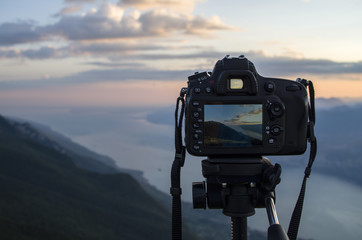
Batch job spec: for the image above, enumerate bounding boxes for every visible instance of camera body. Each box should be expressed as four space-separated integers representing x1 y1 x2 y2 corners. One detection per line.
185 55 309 157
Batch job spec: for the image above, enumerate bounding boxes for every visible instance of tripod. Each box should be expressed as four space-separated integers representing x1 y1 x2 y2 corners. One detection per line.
192 156 289 240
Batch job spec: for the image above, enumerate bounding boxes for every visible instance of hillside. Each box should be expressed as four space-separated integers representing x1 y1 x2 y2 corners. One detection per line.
272 103 362 187
0 115 198 240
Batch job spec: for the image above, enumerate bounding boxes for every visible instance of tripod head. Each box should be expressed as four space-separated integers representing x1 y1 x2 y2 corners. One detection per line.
193 157 279 216
192 156 289 240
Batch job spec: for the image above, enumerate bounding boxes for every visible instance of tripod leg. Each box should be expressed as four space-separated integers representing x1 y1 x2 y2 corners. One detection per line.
265 197 290 240
231 217 247 240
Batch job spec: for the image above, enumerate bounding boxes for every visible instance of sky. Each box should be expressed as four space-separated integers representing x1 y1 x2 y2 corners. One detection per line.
1 2 362 239
1 0 362 109
205 104 262 124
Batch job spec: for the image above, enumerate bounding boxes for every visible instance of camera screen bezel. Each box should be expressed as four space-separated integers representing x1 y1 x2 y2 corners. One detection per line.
186 96 286 156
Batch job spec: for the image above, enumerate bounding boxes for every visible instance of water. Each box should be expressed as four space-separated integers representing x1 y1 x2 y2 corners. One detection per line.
2 105 362 240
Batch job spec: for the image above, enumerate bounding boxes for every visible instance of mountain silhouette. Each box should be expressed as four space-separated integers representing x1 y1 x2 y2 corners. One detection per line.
0 115 199 240
204 121 252 146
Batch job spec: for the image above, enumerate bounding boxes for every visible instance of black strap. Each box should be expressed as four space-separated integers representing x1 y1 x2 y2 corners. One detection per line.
171 88 187 240
287 79 317 240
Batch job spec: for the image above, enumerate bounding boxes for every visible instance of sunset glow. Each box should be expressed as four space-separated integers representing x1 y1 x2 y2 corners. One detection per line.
1 0 362 109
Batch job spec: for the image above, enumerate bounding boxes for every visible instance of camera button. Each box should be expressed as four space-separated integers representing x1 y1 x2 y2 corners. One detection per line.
268 138 275 144
194 87 201 93
193 123 200 129
271 126 281 135
205 87 212 93
192 101 200 107
265 82 275 92
193 145 200 151
193 112 200 118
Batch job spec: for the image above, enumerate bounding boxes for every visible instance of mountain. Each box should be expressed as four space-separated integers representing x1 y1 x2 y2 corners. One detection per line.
5 116 154 188
6 117 121 174
271 102 362 187
0 115 199 240
0 115 276 240
315 97 346 109
204 120 255 146
313 103 362 186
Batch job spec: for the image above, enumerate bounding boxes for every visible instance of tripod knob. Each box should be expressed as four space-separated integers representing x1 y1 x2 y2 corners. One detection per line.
192 182 206 209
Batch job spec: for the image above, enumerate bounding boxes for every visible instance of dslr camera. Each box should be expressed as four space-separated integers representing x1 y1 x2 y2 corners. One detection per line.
185 55 309 157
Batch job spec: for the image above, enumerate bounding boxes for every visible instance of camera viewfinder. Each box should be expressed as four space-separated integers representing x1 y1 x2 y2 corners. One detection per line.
229 78 244 90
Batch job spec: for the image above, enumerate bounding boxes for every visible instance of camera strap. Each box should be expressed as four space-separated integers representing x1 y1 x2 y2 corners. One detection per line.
287 79 317 240
170 88 187 240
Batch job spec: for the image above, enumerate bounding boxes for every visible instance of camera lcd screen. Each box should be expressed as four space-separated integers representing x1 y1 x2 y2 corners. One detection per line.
204 104 263 147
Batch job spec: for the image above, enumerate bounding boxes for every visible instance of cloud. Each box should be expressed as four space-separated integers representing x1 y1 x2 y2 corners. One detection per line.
54 0 97 17
86 61 145 68
0 2 234 46
0 46 72 60
2 44 362 77
0 21 46 46
48 4 234 40
0 41 167 60
118 0 199 12
252 56 362 75
0 67 190 90
61 67 190 83
54 6 83 17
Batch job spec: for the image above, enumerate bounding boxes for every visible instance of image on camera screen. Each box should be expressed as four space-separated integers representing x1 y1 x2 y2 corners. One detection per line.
204 104 263 147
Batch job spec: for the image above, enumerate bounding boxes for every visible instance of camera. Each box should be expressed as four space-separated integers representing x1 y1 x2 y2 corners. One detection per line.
172 55 316 240
185 55 309 156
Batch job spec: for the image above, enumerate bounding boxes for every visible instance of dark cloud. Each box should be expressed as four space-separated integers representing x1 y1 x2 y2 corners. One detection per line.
2 45 362 76
73 41 166 54
64 67 190 82
0 46 72 60
85 61 145 68
104 50 362 75
2 53 362 94
0 67 192 90
0 42 167 60
0 46 62 59
22 47 60 59
252 57 362 76
0 21 46 46
0 49 18 58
